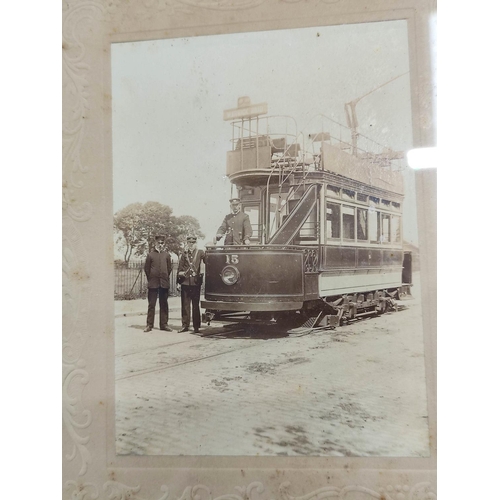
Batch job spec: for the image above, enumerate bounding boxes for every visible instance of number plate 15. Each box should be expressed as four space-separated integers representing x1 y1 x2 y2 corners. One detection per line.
225 254 239 264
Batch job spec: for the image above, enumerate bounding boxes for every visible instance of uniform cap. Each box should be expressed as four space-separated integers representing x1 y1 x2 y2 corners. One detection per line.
229 198 241 204
154 234 166 240
186 235 197 242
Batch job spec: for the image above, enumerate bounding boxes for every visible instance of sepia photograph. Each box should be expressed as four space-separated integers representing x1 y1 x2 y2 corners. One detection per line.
111 20 430 458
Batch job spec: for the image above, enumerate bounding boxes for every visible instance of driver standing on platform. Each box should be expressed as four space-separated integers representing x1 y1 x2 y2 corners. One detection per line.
215 198 252 245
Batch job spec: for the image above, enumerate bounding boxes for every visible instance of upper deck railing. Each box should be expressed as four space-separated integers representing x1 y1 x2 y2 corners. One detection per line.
226 113 406 195
227 115 301 174
227 114 405 172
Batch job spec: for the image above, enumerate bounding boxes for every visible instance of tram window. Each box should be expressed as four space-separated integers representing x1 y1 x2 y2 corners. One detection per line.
243 205 260 241
369 196 380 205
368 210 379 243
300 205 317 239
392 202 401 210
342 205 355 240
327 186 341 197
382 199 391 207
268 193 288 236
326 202 340 239
286 200 317 242
357 193 368 203
391 215 401 242
342 189 355 201
357 208 368 241
380 213 391 243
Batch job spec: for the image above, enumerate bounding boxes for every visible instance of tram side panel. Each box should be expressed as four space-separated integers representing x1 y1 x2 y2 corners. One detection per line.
318 246 404 297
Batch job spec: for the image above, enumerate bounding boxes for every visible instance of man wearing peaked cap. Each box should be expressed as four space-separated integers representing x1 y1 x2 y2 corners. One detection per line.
215 198 252 245
177 234 205 333
143 234 173 332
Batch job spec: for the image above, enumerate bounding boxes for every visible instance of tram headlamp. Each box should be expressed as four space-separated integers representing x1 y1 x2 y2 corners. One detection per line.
221 265 240 285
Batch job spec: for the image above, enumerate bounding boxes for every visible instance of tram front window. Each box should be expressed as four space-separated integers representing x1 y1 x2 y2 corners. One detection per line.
297 204 317 239
268 193 288 237
243 204 260 242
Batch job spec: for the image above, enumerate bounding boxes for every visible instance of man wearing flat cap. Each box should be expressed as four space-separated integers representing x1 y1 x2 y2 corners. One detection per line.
177 235 205 333
143 234 173 332
216 198 252 245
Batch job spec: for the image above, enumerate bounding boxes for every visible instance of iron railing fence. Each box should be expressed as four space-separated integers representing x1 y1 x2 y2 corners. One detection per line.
114 260 181 300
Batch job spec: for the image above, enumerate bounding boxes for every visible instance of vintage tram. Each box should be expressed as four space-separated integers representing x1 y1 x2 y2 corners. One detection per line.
201 98 412 328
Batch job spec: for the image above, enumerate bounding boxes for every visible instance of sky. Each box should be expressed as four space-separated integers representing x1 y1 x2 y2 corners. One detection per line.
111 20 417 248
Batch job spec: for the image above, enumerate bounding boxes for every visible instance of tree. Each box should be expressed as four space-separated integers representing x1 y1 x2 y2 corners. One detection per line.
168 215 204 255
113 202 145 264
114 202 204 264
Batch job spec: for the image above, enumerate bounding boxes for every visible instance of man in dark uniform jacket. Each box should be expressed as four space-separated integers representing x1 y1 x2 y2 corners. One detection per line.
216 198 253 245
143 234 173 332
177 235 205 333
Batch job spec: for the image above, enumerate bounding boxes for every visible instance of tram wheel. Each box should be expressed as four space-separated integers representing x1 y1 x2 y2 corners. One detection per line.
348 306 357 321
376 299 387 315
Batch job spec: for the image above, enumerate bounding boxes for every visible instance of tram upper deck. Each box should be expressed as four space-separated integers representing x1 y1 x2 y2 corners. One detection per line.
225 106 405 197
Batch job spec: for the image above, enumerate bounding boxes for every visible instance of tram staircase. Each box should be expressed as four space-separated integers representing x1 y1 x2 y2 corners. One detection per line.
266 143 318 244
268 183 317 245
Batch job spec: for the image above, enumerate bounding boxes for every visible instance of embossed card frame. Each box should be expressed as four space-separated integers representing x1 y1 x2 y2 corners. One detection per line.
62 1 436 498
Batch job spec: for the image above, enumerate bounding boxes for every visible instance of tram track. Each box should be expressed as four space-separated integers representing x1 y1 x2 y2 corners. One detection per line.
116 332 261 382
116 324 249 358
117 337 209 358
116 306 408 382
116 323 329 381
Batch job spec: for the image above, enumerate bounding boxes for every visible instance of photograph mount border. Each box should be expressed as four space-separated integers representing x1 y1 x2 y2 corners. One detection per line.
62 0 437 497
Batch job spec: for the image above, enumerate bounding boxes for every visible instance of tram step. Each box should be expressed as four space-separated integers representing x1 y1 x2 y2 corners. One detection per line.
298 315 318 329
287 311 322 333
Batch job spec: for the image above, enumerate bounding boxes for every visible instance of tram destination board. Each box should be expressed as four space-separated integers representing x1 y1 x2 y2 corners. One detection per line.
223 102 268 121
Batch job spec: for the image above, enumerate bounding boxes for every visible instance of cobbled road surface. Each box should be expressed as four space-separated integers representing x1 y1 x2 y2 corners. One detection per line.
115 273 430 457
